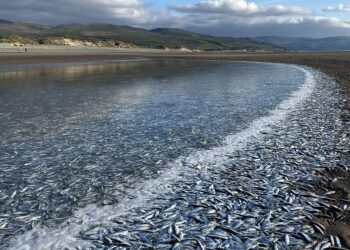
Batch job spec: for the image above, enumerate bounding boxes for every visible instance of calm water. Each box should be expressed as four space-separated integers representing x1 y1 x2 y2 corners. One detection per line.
0 60 305 242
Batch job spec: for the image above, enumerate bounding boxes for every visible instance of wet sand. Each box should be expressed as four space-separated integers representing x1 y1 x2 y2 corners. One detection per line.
161 51 350 248
1 50 349 247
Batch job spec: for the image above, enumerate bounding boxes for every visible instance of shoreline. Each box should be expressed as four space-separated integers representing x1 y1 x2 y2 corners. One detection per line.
1 50 349 247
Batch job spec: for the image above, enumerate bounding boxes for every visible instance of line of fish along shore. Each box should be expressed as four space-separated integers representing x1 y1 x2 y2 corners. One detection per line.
150 51 350 248
7 65 349 249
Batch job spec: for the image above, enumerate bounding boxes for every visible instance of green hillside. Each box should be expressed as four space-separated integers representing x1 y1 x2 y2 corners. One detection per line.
49 24 282 50
0 20 283 51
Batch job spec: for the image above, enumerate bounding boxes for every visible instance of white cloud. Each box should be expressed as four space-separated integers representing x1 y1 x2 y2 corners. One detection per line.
166 0 350 37
272 16 350 29
171 0 311 16
266 5 311 16
173 14 350 29
177 15 350 37
172 0 259 14
323 4 350 13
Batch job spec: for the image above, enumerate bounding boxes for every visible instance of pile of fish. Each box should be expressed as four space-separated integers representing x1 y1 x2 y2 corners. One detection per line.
75 69 349 249
4 68 350 249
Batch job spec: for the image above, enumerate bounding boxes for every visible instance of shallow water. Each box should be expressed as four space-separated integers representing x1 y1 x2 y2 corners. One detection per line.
0 60 305 244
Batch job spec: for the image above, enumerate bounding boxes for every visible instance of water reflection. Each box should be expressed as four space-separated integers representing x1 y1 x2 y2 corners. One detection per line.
0 61 145 81
0 60 211 82
0 60 305 244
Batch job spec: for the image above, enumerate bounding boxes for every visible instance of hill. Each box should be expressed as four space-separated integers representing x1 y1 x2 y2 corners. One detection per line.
255 36 350 51
0 20 282 51
0 20 50 35
49 24 282 51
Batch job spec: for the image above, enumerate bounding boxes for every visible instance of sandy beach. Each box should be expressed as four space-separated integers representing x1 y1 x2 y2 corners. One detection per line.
0 47 349 248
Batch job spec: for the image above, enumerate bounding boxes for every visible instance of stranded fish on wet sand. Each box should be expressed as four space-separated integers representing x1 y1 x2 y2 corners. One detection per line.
0 60 348 249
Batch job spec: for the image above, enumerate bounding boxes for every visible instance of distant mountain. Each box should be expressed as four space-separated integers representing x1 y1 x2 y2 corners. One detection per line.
255 36 350 51
49 24 282 51
0 20 283 51
148 28 283 51
0 20 50 34
0 19 13 24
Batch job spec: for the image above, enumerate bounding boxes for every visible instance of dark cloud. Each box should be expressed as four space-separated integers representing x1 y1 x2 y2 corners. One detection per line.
0 0 349 37
0 0 151 25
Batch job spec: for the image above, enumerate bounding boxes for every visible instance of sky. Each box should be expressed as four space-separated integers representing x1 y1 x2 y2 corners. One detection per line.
0 0 349 37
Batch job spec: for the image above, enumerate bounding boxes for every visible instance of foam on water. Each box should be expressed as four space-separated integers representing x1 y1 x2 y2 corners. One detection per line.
7 64 317 250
